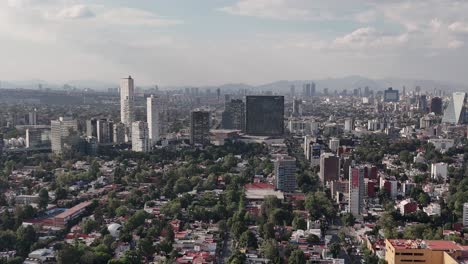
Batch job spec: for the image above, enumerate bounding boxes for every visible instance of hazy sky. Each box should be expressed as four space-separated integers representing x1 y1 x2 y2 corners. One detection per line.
2 0 468 86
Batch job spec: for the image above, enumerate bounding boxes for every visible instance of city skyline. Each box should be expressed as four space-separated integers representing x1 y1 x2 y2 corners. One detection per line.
2 0 468 86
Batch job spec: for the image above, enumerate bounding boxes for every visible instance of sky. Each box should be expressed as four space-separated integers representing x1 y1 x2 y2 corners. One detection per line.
1 0 468 86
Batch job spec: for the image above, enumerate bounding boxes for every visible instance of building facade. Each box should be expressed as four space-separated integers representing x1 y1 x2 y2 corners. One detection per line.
131 121 149 153
274 156 296 193
246 96 284 136
349 166 365 217
190 110 211 145
51 117 78 154
147 95 161 145
120 76 135 141
222 99 245 131
319 153 340 184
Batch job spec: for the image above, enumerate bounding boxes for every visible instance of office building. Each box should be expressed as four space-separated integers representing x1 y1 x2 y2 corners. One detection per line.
120 76 135 141
290 85 295 96
319 153 339 184
442 92 467 124
222 99 245 131
349 166 365 217
28 109 37 126
292 99 302 117
463 203 468 227
274 156 296 193
245 96 284 136
430 97 443 115
417 95 428 112
26 128 50 148
113 122 126 144
190 110 211 145
385 239 467 264
86 118 98 138
302 82 316 97
384 87 399 102
131 121 149 152
344 118 354 132
430 162 448 180
147 95 161 145
97 119 112 144
51 117 78 154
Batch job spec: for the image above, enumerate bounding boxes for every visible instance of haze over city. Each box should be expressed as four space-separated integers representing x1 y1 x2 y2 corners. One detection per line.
2 0 468 86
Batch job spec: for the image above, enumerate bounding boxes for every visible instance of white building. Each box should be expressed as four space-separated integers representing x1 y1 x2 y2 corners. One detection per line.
50 117 78 154
423 203 441 216
120 76 134 142
431 162 448 180
329 138 340 153
131 121 149 153
463 203 468 227
147 95 160 145
428 139 454 153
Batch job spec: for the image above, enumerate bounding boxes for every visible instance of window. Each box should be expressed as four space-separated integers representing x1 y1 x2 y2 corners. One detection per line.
414 253 424 256
401 253 414 256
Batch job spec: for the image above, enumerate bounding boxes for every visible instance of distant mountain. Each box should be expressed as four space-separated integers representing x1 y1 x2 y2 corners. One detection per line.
1 76 466 93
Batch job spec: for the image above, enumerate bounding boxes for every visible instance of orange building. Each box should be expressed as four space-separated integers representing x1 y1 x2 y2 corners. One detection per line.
385 239 468 264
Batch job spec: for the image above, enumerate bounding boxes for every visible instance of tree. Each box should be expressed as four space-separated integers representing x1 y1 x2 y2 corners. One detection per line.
341 213 355 227
292 215 307 230
329 242 340 258
289 249 306 264
38 188 49 210
228 251 246 264
238 230 257 249
305 192 336 220
16 225 36 257
138 237 155 259
82 219 98 234
260 239 280 263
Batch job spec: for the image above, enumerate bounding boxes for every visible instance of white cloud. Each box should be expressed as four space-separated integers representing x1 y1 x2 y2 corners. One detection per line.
219 0 311 20
332 27 408 51
100 8 182 26
56 5 95 19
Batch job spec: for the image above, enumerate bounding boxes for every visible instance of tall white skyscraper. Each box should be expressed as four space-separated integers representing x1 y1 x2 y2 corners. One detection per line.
131 121 149 153
120 76 135 141
147 95 160 145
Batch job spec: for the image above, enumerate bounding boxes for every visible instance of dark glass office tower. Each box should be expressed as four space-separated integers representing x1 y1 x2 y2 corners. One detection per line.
246 96 284 136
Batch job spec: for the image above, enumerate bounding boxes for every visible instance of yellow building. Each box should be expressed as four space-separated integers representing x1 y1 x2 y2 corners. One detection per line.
385 239 468 264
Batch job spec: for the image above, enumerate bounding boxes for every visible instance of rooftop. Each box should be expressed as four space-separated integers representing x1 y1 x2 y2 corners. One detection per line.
388 239 466 251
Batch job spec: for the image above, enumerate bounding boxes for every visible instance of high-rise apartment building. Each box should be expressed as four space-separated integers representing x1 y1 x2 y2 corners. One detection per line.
274 156 296 193
131 121 149 153
26 128 50 148
222 99 245 131
113 122 126 144
349 166 365 217
292 99 302 117
319 153 340 184
190 110 211 145
245 96 284 136
147 95 160 145
120 76 134 141
51 117 78 154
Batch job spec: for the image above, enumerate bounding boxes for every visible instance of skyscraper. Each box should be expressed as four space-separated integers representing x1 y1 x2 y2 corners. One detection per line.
245 96 284 136
430 97 443 115
442 92 467 124
97 119 112 143
131 121 149 152
190 110 211 145
51 117 78 154
86 118 98 138
147 95 160 145
113 122 126 144
222 99 245 131
28 109 37 126
292 99 302 117
384 87 399 102
274 156 297 193
319 153 340 184
120 76 134 141
349 166 365 217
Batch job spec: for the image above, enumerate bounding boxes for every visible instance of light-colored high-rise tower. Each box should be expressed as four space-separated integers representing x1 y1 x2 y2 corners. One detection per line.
120 76 134 141
274 155 297 193
147 95 160 145
131 121 149 153
51 117 78 154
349 166 365 217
